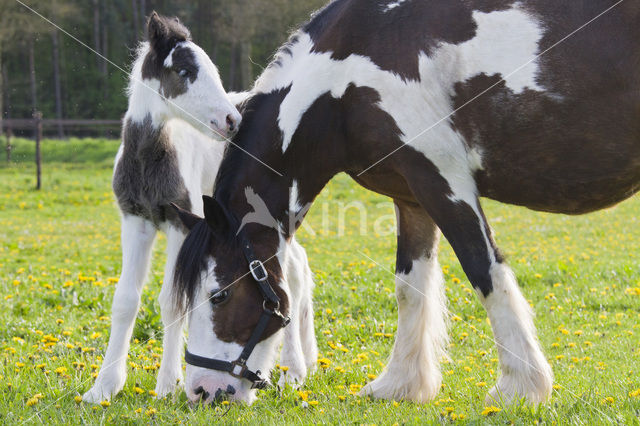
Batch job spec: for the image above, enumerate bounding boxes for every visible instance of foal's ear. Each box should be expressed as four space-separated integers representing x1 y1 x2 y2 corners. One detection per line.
170 202 201 231
147 11 168 49
203 195 230 234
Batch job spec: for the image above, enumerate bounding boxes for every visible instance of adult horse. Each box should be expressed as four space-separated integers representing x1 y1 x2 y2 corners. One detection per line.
172 0 639 405
83 12 317 403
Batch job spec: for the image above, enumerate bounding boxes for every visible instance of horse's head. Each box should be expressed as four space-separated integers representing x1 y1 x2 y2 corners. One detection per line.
172 197 289 404
137 12 241 139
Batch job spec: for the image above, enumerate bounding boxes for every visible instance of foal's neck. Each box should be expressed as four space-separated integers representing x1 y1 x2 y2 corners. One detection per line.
123 78 172 150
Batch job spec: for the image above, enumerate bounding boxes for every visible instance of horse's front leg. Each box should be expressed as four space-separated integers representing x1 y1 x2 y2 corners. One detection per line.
84 215 156 403
405 168 553 405
360 201 448 403
155 225 187 398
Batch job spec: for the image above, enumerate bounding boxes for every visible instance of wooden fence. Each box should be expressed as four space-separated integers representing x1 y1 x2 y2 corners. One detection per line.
1 115 121 189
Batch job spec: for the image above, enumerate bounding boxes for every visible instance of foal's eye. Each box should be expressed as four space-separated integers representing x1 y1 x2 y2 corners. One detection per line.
178 69 189 78
210 290 229 305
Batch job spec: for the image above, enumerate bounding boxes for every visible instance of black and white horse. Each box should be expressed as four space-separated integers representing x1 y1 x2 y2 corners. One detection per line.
172 0 639 405
83 13 317 403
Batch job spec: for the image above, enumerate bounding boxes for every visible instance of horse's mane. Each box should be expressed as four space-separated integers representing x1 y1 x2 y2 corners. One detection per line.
172 219 213 312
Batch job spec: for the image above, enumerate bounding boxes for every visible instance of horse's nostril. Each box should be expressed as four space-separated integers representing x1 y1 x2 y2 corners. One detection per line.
226 385 236 395
194 386 210 401
226 114 236 132
214 388 224 401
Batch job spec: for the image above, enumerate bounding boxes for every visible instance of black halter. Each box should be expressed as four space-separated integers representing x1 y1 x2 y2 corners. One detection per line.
184 232 290 390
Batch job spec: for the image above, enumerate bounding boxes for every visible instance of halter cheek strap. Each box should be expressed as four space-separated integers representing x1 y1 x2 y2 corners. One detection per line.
183 232 290 390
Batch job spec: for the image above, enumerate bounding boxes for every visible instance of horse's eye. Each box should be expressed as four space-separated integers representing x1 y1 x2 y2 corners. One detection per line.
178 69 189 78
210 290 229 305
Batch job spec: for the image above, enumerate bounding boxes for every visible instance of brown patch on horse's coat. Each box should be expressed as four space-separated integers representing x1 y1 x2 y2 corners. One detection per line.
113 116 191 228
305 0 479 81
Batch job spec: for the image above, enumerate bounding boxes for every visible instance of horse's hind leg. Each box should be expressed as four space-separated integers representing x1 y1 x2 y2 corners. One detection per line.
155 225 187 398
360 200 447 403
404 168 553 405
83 215 156 403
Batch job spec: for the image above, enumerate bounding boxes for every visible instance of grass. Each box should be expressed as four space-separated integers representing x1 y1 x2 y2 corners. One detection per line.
1 137 639 424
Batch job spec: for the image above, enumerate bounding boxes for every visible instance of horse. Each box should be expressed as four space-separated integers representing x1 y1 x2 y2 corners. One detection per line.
172 0 639 405
83 12 318 403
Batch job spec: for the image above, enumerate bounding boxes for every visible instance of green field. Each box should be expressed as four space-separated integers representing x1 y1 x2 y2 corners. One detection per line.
1 137 639 424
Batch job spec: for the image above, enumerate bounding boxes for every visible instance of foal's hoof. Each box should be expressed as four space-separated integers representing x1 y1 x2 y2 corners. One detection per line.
82 385 116 404
154 373 184 399
277 369 305 389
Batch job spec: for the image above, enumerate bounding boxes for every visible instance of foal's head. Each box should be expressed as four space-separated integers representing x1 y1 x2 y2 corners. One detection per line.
130 12 241 138
172 197 289 404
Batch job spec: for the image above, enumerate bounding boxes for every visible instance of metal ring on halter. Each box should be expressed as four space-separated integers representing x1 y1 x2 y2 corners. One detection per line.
263 299 279 312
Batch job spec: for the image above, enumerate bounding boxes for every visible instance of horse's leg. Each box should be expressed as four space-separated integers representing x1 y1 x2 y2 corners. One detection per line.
291 239 318 372
405 169 553 405
277 239 315 387
83 215 156 403
360 201 447 402
155 225 186 398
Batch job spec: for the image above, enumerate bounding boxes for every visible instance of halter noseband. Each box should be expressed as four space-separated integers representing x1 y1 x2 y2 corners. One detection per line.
184 233 290 390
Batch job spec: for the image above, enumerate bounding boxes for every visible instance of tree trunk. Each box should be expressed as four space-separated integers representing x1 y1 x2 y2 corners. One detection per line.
93 0 101 70
29 38 37 117
101 6 108 76
239 40 252 90
140 0 146 28
0 43 3 126
52 30 64 138
228 42 238 91
131 0 140 43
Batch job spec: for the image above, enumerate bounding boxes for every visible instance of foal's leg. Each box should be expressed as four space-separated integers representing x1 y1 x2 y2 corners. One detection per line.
405 171 553 404
291 239 318 371
278 240 316 387
155 225 187 398
84 215 156 403
361 201 447 402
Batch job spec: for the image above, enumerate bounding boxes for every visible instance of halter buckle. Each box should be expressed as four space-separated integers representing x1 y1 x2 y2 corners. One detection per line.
229 360 248 379
249 260 268 282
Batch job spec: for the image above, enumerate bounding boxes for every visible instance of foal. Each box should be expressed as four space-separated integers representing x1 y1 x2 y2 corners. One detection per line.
83 13 317 403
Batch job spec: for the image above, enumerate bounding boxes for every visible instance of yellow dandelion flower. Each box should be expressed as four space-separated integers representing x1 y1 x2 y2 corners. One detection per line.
481 406 501 416
100 400 110 407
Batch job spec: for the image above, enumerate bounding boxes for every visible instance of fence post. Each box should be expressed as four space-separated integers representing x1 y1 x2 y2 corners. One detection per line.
34 111 43 190
5 126 12 162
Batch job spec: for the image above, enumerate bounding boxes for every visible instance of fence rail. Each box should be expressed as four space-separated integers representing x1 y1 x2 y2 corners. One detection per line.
1 118 121 129
1 115 122 190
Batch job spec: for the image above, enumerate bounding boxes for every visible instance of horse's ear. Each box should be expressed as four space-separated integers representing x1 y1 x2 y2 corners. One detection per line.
203 195 230 234
170 202 201 231
147 11 167 50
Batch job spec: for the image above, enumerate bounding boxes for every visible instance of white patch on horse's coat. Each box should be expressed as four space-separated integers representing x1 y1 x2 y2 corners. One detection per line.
477 263 553 404
256 5 544 193
289 180 304 215
383 0 409 13
361 255 448 402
